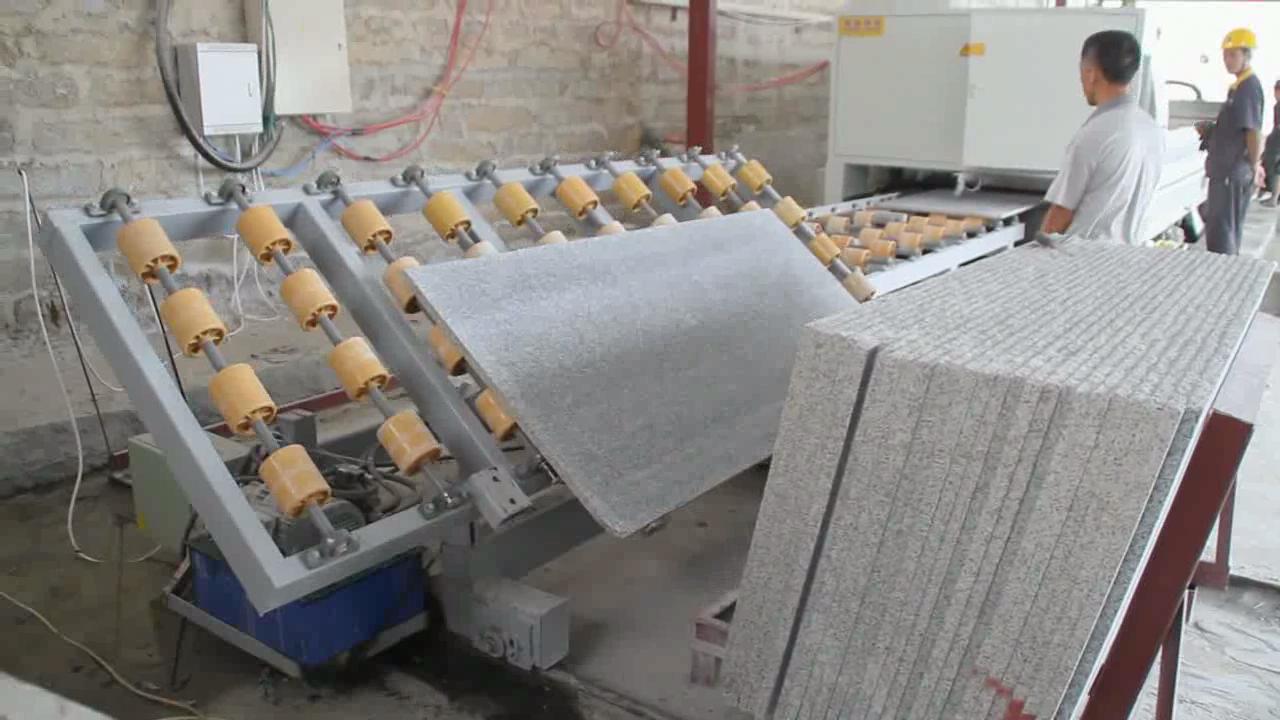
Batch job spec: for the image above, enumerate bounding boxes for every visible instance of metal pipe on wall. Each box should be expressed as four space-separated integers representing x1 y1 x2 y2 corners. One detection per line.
687 0 717 153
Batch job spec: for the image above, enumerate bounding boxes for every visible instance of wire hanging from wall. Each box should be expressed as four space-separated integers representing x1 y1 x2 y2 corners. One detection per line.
593 0 830 95
295 0 493 163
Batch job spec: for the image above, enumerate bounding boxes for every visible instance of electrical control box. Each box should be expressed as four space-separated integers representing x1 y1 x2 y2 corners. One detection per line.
129 431 251 553
176 42 265 137
245 0 353 116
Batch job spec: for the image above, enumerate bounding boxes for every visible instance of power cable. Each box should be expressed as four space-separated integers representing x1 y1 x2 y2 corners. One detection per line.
0 591 220 720
154 0 282 172
20 173 117 454
594 1 830 95
19 169 160 565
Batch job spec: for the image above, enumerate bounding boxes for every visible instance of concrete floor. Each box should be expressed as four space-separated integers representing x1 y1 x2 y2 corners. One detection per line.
3 203 1279 719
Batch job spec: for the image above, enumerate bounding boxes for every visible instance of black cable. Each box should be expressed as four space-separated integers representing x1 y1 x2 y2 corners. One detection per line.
21 178 116 464
154 0 283 172
146 285 187 403
49 271 116 463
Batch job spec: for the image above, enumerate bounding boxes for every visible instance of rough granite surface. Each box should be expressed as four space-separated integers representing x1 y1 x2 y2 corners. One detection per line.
407 211 854 536
726 240 1274 720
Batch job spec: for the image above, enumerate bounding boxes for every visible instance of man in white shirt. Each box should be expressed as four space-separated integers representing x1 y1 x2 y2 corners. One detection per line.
1041 30 1164 243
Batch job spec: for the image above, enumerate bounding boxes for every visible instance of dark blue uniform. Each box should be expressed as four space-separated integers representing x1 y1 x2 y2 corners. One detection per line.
1205 71 1264 255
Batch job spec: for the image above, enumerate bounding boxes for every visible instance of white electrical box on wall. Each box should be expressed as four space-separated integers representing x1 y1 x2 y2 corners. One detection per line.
246 0 353 116
176 43 265 137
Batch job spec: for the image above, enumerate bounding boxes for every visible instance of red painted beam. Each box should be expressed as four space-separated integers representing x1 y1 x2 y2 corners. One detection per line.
1081 411 1253 719
1154 592 1190 720
1193 479 1236 589
687 0 716 152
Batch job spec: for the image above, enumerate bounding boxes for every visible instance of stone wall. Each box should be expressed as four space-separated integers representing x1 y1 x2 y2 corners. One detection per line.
0 0 848 492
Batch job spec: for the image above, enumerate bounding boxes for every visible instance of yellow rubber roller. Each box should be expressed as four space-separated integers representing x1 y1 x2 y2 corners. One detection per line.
598 220 626 236
942 219 967 238
382 256 422 314
927 213 949 227
858 227 887 244
341 199 394 254
555 176 600 220
829 234 852 251
897 231 924 256
494 182 540 227
963 216 986 233
117 218 182 283
738 200 762 213
842 268 877 303
259 444 331 518
429 325 466 376
377 410 443 475
823 215 852 235
328 337 389 400
537 230 568 245
906 215 930 232
464 240 499 258
612 172 653 213
651 213 678 227
883 221 907 240
807 233 841 267
772 196 807 229
853 210 877 228
698 206 724 220
208 363 276 436
921 225 946 248
475 388 517 441
659 167 698 206
867 240 897 261
735 158 773 195
236 205 294 264
699 163 737 200
424 191 472 243
841 246 871 269
159 288 227 357
281 268 340 330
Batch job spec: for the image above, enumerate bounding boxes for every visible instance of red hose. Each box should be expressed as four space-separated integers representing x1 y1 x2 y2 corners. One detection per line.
594 0 829 95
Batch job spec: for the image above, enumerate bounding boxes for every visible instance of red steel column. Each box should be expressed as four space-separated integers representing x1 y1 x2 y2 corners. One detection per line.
1081 412 1253 719
687 0 717 152
1154 592 1190 720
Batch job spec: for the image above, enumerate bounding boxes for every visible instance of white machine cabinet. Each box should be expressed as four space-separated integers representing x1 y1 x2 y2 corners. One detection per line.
825 7 1149 199
963 10 1144 171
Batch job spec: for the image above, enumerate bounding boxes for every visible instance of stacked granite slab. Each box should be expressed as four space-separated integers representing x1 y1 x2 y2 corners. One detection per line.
725 239 1273 720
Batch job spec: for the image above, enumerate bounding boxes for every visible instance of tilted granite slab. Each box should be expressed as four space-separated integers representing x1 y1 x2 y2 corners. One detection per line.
408 210 854 536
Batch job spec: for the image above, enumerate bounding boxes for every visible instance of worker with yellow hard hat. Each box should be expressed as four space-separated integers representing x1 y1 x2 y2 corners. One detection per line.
1203 27 1264 255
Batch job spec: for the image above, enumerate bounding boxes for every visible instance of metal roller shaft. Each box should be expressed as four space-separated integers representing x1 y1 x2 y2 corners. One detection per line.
601 158 660 220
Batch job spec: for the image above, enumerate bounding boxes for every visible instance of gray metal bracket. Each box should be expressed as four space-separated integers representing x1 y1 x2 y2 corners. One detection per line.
464 466 533 529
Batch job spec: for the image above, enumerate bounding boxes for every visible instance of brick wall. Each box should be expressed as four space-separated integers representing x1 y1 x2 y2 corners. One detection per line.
0 0 848 490
0 0 846 346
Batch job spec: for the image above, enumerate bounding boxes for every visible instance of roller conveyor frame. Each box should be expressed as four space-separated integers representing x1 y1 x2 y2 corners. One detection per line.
806 196 1030 296
38 155 728 616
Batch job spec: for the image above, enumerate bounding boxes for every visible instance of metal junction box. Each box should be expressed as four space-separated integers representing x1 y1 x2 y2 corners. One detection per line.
175 42 265 137
129 431 250 553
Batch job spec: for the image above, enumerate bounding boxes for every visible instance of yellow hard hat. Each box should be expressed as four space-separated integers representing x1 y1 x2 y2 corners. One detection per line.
1223 28 1257 50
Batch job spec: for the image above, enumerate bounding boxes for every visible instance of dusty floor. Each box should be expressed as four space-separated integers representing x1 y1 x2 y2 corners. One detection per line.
0 477 644 720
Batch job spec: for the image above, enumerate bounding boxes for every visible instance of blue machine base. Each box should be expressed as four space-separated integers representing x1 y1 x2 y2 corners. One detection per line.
190 549 425 668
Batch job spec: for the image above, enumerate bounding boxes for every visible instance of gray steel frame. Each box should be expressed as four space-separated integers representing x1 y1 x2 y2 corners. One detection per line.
809 197 1028 296
38 156 722 613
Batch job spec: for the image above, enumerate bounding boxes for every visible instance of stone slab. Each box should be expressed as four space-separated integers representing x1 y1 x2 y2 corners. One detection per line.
727 240 1274 720
408 211 854 537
